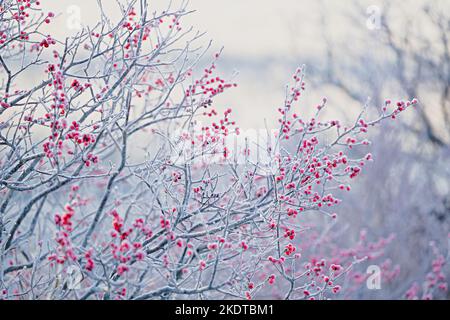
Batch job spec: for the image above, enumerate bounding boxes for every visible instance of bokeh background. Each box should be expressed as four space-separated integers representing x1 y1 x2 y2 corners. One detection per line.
33 0 450 298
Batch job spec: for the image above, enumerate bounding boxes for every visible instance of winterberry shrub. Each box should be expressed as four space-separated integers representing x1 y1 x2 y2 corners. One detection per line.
0 0 426 300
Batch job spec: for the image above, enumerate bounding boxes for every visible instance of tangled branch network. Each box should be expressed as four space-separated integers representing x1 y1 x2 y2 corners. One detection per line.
0 0 428 300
